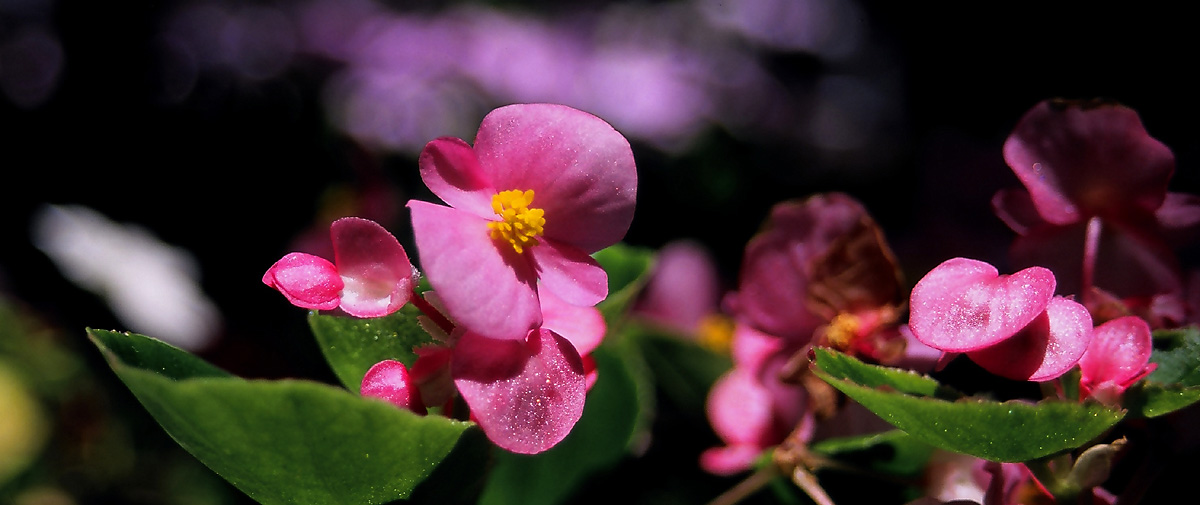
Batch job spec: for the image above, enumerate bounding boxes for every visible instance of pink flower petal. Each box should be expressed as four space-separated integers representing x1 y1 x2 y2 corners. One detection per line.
530 239 608 307
909 258 1056 352
1080 315 1153 392
968 297 1093 381
730 323 785 370
632 239 722 332
331 217 415 318
1002 100 1175 225
471 103 637 253
699 445 765 476
452 329 586 454
408 200 541 340
734 195 868 343
360 359 425 414
262 252 343 310
539 284 606 356
706 368 778 447
418 136 496 218
991 188 1050 236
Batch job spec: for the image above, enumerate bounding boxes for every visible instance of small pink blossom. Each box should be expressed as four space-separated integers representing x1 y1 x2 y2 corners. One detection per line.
1079 315 1156 404
263 217 415 317
408 103 636 340
909 257 1093 381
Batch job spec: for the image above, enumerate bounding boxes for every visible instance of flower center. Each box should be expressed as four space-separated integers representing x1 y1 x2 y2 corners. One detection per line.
487 189 545 254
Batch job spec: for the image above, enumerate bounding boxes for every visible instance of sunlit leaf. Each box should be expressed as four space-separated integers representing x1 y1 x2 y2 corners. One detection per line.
1149 326 1200 386
1123 381 1200 418
812 348 1124 462
308 305 435 392
88 329 481 505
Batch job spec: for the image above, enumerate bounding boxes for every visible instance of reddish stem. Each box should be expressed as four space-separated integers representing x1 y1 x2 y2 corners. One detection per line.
409 289 455 335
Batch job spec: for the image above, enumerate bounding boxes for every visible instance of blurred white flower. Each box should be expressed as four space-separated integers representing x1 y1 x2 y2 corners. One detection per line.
31 204 221 350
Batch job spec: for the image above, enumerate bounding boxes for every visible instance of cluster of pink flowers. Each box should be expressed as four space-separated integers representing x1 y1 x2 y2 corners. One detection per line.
910 100 1183 404
702 193 908 474
264 103 636 454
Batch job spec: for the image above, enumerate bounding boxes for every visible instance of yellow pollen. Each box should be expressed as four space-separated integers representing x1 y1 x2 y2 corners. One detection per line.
487 189 545 254
696 314 735 355
824 313 861 350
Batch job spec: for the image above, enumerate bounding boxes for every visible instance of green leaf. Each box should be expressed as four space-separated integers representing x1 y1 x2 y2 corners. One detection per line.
1149 326 1200 386
88 329 482 505
308 305 436 392
812 348 1125 462
1123 381 1200 418
477 344 641 505
811 430 935 478
630 325 731 413
594 243 655 322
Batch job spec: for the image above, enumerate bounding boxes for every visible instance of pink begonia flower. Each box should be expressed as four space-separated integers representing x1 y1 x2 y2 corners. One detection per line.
909 257 1093 381
992 99 1200 305
1079 315 1156 404
360 360 425 414
408 103 636 340
263 217 415 317
383 289 605 454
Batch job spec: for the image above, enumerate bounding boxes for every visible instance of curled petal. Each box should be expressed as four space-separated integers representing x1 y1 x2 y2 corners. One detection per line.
539 284 605 356
408 200 541 340
530 239 608 307
968 297 1094 381
1080 315 1154 395
360 360 425 414
452 329 586 454
262 252 342 310
472 103 637 253
1002 100 1175 225
909 258 1056 352
419 137 496 218
991 188 1050 236
331 217 415 318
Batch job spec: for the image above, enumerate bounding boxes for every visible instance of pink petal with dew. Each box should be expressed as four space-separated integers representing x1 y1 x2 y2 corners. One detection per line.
262 252 343 310
452 329 586 454
472 103 637 253
418 136 496 218
706 368 780 448
1080 316 1153 394
408 200 541 340
330 217 415 318
530 239 608 307
967 297 1093 381
909 258 1056 352
1003 100 1175 225
539 284 605 356
700 444 765 476
360 360 425 414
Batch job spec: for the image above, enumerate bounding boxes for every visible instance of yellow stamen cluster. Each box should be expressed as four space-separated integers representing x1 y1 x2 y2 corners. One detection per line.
823 313 862 350
487 189 545 254
696 314 735 355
